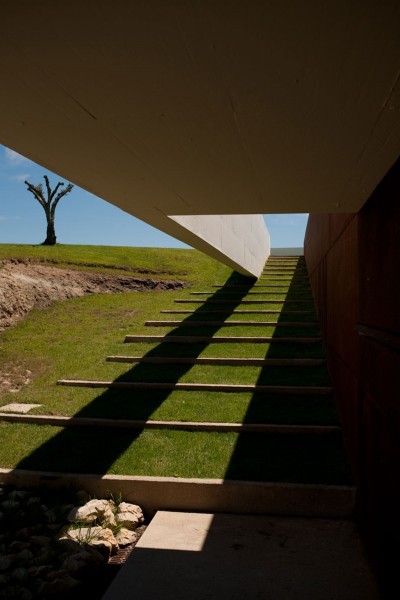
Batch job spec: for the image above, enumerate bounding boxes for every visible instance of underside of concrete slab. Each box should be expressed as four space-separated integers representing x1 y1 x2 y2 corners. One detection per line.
1 2 400 274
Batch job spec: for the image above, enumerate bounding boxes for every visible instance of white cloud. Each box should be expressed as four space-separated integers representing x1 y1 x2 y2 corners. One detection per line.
4 148 29 165
0 215 22 222
10 173 30 182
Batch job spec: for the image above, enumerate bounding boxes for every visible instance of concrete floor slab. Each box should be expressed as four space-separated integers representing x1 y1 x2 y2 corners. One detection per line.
102 511 380 600
0 403 41 413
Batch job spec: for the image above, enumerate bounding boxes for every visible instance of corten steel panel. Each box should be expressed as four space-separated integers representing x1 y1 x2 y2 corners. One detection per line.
326 347 361 479
308 261 327 340
360 383 400 596
359 333 400 514
359 158 400 336
303 160 400 593
326 217 359 375
328 213 355 248
305 213 355 276
359 393 386 583
359 332 400 413
304 214 330 275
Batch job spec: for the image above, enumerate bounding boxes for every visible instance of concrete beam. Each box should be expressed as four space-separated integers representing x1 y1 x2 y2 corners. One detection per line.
168 214 269 277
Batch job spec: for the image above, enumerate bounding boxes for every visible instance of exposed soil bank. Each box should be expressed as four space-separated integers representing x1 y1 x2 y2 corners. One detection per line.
0 260 185 332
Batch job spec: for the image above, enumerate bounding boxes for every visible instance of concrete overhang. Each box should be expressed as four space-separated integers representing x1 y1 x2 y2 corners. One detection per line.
0 1 399 274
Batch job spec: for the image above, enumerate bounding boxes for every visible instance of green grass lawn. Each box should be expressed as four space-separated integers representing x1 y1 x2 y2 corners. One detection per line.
0 243 222 283
0 245 349 483
0 423 352 484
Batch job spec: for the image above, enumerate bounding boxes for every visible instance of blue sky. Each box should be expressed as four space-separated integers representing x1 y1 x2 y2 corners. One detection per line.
0 145 308 248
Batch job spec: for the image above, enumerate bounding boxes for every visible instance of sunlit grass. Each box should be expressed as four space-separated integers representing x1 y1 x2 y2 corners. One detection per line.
0 243 226 284
0 247 350 484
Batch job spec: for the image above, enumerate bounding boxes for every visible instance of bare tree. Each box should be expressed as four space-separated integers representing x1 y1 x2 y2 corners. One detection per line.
24 175 74 245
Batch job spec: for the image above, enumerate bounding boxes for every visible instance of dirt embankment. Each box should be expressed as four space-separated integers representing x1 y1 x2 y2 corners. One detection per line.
0 259 185 332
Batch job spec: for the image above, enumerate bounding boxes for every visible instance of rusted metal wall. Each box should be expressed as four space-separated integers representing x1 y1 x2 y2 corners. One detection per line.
305 213 361 475
304 159 400 595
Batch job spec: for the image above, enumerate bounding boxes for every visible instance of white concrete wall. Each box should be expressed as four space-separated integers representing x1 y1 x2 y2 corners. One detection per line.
169 214 270 278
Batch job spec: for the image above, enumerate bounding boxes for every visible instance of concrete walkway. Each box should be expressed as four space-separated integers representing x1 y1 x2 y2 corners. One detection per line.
102 511 380 600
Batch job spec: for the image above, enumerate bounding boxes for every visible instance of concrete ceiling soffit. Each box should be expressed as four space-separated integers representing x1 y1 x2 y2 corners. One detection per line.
0 1 399 217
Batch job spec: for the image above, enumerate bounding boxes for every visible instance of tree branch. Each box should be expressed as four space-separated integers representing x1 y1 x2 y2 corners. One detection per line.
49 181 64 202
24 180 47 210
43 175 53 203
50 183 74 218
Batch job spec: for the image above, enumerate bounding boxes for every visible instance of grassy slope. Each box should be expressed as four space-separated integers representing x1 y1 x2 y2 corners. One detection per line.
0 244 350 483
0 244 209 281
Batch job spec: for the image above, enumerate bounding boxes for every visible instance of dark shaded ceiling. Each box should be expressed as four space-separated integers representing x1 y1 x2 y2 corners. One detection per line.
0 1 399 225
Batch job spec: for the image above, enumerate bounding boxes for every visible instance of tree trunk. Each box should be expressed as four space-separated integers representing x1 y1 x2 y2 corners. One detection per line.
42 211 57 245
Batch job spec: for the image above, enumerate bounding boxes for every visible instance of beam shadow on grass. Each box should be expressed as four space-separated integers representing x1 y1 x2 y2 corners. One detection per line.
15 272 256 475
223 256 353 485
14 257 352 485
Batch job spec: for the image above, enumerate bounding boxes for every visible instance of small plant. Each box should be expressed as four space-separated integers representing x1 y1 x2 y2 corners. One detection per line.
66 521 98 544
107 491 123 512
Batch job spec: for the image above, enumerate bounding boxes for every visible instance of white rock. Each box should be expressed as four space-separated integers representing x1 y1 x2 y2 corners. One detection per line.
90 538 116 556
67 499 116 527
63 526 119 555
116 502 144 530
115 527 138 547
67 504 96 523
